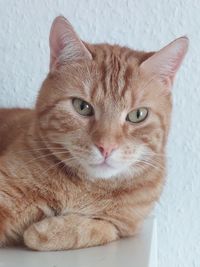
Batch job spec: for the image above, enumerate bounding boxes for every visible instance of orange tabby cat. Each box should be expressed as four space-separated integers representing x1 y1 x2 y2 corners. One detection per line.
0 16 188 251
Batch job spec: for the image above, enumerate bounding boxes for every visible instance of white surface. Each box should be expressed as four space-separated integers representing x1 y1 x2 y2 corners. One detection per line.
149 219 157 267
0 1 199 266
0 218 156 267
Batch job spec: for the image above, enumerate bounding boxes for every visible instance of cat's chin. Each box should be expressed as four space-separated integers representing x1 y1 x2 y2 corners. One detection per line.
84 163 124 179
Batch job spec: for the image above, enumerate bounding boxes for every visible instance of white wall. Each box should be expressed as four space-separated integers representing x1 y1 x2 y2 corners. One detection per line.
0 0 199 266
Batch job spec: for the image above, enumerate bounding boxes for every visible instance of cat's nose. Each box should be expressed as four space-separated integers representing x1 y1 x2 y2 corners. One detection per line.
95 143 118 158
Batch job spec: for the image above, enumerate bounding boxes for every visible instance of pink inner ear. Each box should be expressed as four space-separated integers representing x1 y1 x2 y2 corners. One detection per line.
49 16 92 70
140 37 189 86
50 19 67 68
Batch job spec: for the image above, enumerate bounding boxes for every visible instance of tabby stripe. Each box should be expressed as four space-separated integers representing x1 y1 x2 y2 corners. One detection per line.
120 66 133 97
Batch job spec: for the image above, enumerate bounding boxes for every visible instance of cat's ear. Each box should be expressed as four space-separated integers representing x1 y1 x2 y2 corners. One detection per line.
140 37 189 87
49 16 92 70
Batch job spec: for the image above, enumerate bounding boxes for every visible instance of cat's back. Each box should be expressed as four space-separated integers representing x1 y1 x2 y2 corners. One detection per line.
0 108 33 155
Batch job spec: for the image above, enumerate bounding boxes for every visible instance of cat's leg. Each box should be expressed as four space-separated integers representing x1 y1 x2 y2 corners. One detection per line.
0 205 12 246
23 214 118 251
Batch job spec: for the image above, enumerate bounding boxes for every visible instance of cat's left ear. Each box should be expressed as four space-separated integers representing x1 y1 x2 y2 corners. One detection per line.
49 16 92 70
140 37 189 87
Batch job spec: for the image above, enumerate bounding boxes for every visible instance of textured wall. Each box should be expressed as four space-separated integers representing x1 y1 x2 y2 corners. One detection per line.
0 0 199 266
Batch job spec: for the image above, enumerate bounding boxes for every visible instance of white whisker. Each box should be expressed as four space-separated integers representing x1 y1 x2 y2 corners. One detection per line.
38 157 76 178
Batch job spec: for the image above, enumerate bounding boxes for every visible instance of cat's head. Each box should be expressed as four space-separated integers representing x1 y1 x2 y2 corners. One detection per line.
35 16 188 180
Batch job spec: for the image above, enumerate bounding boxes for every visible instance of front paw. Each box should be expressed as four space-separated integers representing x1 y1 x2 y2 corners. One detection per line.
23 220 50 251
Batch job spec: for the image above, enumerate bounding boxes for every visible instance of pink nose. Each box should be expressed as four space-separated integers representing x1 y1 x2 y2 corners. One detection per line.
96 143 117 158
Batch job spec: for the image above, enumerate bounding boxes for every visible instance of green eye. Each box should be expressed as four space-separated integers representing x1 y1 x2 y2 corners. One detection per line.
72 98 94 117
126 107 148 123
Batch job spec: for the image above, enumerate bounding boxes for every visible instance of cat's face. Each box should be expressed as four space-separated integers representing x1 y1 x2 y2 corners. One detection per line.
36 16 188 180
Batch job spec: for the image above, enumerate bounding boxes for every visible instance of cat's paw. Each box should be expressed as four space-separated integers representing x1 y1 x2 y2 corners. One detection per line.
23 220 50 251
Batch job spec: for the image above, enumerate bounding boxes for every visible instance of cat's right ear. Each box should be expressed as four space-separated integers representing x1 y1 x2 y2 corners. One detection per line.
49 16 92 71
140 37 189 88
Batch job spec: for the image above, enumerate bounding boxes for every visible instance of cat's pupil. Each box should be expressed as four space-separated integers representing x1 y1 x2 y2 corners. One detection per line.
136 109 141 119
80 102 87 110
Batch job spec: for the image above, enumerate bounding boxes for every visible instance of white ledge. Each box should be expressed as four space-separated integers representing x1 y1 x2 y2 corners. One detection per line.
0 217 157 267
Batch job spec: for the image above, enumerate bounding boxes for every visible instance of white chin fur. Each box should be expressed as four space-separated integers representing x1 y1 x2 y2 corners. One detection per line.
85 164 125 179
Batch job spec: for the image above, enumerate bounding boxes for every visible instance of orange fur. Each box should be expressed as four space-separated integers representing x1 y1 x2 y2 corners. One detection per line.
0 16 188 251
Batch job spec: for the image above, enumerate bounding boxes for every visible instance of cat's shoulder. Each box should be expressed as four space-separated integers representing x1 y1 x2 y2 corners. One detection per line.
0 108 33 155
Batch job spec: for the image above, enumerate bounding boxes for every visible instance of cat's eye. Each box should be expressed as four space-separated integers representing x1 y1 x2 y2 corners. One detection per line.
72 98 94 117
126 107 148 123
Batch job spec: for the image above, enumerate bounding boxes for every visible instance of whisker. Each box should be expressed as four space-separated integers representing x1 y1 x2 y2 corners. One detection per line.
134 159 164 171
70 147 91 154
23 151 71 165
15 147 67 154
38 157 76 178
29 140 68 145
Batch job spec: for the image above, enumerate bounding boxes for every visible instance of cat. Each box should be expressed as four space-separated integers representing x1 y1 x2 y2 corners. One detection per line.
0 16 188 251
